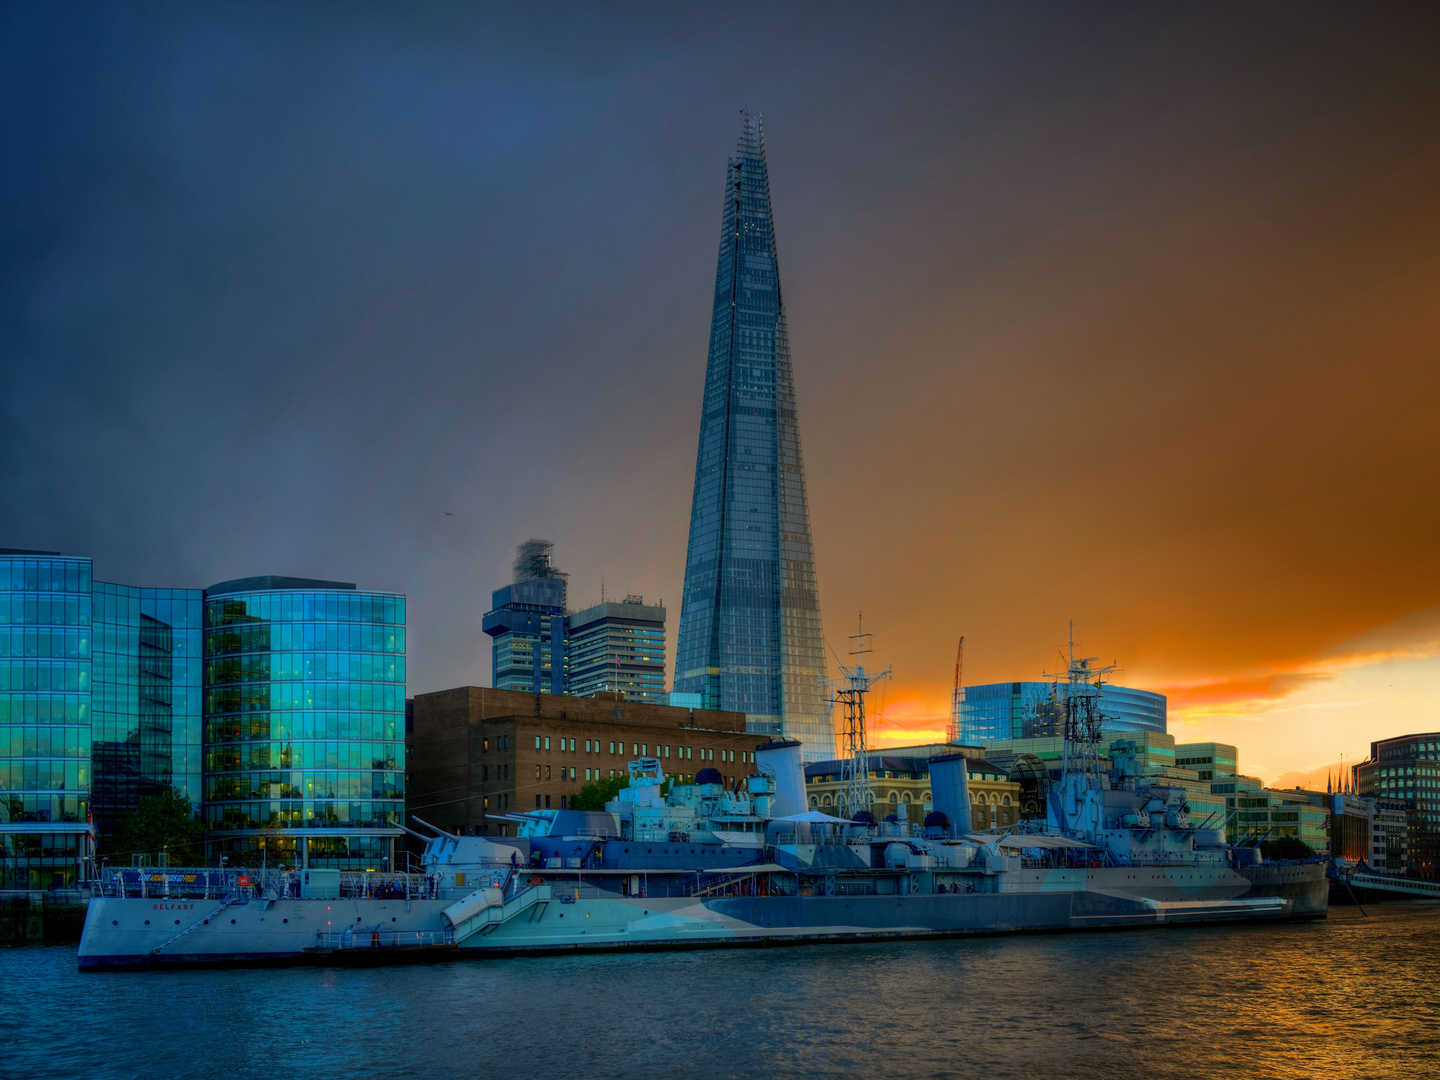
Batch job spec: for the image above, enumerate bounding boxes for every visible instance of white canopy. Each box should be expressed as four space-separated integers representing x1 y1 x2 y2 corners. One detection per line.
772 810 855 825
965 833 1097 850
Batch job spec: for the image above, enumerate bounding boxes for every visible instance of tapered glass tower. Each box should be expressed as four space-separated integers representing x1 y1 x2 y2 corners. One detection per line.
674 113 834 762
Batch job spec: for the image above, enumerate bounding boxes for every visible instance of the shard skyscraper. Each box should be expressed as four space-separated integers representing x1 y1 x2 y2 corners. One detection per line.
674 113 835 762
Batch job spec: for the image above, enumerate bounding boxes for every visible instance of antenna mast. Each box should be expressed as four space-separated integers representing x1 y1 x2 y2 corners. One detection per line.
821 613 892 821
947 636 965 744
1044 621 1117 792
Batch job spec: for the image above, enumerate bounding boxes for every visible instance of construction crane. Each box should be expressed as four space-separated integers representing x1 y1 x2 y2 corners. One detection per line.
947 636 964 745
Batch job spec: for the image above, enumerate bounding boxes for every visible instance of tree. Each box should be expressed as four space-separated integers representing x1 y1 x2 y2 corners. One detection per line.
1259 836 1315 861
105 788 205 865
568 773 673 811
568 773 629 812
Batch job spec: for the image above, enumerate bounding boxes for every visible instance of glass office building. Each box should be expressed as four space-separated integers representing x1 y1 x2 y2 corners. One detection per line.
1355 732 1440 880
202 576 405 869
673 112 832 762
90 583 203 835
957 681 1167 744
0 550 93 889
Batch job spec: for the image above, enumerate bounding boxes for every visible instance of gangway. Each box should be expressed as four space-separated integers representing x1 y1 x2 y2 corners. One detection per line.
443 882 553 944
1346 873 1440 900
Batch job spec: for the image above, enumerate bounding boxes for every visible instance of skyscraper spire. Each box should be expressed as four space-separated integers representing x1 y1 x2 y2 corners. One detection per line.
673 113 834 762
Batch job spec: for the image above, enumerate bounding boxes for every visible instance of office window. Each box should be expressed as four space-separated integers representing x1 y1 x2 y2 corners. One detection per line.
609 741 615 754
535 765 541 779
545 737 551 750
664 745 670 758
535 736 541 749
585 740 591 753
569 738 576 751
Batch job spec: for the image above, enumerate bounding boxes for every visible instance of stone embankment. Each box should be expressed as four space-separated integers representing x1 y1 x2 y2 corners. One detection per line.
2 891 88 944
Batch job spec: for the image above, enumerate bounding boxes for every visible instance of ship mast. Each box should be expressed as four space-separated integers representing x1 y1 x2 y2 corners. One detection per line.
822 614 891 821
1045 622 1117 796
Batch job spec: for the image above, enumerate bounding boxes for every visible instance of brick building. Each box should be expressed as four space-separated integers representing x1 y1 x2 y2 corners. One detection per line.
407 687 764 838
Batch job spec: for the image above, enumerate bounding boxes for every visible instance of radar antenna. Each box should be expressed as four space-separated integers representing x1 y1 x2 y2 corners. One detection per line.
820 613 892 822
1043 621 1119 792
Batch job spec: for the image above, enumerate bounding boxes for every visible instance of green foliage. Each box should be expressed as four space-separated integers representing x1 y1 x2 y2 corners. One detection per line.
1259 836 1315 861
566 773 672 812
568 773 629 812
105 788 204 865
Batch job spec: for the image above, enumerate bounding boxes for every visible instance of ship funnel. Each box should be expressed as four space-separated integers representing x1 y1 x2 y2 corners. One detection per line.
756 739 806 819
928 753 972 837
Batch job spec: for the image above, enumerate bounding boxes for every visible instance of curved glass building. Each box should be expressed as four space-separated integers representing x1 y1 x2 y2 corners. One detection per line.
957 681 1167 744
202 576 405 869
0 550 93 889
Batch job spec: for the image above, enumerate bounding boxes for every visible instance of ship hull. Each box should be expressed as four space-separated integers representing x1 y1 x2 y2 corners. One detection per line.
77 863 1326 969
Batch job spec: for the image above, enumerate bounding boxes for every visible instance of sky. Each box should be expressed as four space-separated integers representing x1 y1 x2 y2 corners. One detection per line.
4 4 1439 786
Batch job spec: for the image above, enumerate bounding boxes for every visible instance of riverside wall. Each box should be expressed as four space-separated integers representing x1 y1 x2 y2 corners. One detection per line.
2 891 89 945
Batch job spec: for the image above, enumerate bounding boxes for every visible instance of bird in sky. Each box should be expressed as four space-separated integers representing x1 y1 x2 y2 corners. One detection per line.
444 511 454 517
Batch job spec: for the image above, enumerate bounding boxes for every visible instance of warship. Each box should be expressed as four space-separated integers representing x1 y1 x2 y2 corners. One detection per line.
78 690 1327 969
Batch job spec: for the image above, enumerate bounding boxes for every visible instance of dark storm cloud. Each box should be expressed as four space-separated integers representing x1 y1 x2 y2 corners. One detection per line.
3 2 1439 727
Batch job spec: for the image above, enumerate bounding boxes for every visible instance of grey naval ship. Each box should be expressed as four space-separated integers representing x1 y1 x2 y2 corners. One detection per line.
78 727 1326 969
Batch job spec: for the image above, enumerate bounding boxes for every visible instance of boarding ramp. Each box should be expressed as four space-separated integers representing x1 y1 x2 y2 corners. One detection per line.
1346 873 1440 900
442 881 553 944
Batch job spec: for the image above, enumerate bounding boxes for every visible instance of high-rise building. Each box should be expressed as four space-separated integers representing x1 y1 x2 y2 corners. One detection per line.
1354 732 1440 880
957 681 1167 743
202 576 406 869
566 599 666 703
673 113 831 762
483 541 669 703
483 540 568 696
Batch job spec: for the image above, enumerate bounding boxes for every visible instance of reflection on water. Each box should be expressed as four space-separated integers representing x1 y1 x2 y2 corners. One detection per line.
6 905 1439 1079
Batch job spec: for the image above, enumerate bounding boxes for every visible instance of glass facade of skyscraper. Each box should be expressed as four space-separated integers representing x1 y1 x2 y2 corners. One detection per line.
674 113 832 762
202 578 405 869
90 583 203 835
0 551 93 888
957 681 1167 744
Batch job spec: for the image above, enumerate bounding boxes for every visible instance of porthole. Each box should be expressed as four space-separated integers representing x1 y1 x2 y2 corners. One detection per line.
283 918 288 924
231 919 236 924
144 919 150 925
391 917 396 922
112 920 118 926
175 920 181 925
356 917 362 923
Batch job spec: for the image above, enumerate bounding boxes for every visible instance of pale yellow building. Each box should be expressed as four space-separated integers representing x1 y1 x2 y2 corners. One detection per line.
803 745 1022 829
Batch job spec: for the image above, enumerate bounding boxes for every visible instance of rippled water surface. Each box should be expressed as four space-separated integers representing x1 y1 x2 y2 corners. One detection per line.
5 904 1439 1079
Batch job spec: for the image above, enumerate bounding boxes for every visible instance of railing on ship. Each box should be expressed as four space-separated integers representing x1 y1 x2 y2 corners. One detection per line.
91 867 435 901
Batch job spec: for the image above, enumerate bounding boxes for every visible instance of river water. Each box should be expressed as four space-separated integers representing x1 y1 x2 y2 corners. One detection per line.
4 904 1438 1079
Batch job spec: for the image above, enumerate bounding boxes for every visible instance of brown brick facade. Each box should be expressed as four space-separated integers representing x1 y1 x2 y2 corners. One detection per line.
408 687 764 838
